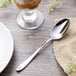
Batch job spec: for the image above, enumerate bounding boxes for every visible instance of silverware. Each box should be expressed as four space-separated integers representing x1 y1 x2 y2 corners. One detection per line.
16 18 70 72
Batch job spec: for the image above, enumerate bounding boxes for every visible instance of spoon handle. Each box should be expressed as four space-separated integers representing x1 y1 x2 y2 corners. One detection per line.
16 38 52 72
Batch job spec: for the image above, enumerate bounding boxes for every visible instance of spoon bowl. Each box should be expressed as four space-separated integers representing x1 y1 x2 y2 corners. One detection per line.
51 19 70 39
16 18 70 72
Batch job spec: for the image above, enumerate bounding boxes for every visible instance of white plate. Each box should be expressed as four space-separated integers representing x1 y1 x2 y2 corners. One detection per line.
0 23 14 73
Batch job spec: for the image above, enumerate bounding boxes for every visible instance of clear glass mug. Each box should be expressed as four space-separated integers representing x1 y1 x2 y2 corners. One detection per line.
13 0 44 30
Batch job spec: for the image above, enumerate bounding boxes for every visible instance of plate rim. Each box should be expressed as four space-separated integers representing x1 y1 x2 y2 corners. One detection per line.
0 22 14 73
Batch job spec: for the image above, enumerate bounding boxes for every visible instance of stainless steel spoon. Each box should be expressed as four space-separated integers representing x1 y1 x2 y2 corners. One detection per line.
16 19 70 72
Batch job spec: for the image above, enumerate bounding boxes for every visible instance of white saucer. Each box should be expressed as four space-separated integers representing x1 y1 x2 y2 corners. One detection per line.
0 23 14 73
17 10 44 30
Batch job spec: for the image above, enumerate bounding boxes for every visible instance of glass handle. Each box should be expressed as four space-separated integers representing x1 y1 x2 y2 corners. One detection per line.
22 10 37 24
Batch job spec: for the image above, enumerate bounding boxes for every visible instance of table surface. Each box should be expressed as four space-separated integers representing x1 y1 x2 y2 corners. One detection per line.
0 0 76 76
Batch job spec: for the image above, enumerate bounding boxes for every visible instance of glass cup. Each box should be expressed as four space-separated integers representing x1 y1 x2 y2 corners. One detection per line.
13 0 44 30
